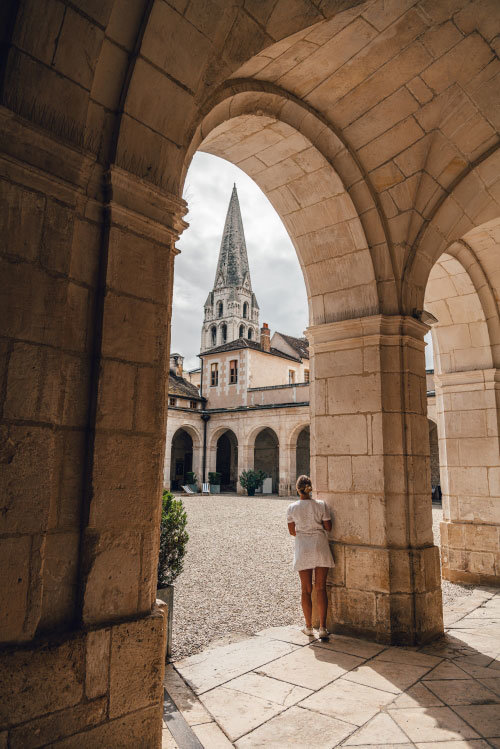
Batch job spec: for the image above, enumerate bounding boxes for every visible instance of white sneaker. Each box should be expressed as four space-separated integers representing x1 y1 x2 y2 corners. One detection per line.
318 627 329 639
301 626 314 636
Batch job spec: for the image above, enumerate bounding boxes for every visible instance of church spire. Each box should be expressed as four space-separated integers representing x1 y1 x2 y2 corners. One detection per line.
213 184 251 290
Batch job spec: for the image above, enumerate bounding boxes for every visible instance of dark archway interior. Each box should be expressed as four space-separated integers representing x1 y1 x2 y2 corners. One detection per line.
296 427 310 480
254 428 279 494
429 419 441 503
170 429 193 490
216 430 238 491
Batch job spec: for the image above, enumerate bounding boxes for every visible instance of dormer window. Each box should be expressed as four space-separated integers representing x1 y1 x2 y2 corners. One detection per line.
217 301 223 318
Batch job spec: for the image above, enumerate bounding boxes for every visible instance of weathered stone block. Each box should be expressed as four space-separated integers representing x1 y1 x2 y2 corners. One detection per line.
0 636 84 727
82 530 141 624
101 292 162 364
96 360 136 430
69 219 100 287
38 531 79 632
0 179 44 261
135 366 162 433
86 628 111 699
345 546 390 593
109 609 166 719
9 697 107 749
40 200 75 275
329 587 377 632
107 226 170 303
0 536 30 642
51 705 161 748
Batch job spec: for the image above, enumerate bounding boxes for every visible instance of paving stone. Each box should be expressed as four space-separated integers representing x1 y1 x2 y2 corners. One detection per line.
388 706 480 742
258 644 363 690
424 678 500 705
164 665 213 726
478 677 500 696
235 705 355 748
192 721 233 748
255 625 318 646
374 647 442 667
199 685 287 742
454 704 500 737
175 636 298 694
391 682 445 708
415 742 491 748
298 677 396 725
223 672 312 707
343 712 410 745
423 661 473 680
312 634 384 659
343 660 431 694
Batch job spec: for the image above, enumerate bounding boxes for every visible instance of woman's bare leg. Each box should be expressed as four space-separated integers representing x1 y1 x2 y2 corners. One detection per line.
315 567 329 629
298 569 313 627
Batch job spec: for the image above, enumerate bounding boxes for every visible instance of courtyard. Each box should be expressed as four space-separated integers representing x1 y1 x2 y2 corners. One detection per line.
163 495 500 747
171 496 475 661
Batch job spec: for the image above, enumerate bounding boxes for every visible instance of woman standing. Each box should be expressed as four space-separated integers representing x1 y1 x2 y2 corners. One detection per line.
287 475 334 638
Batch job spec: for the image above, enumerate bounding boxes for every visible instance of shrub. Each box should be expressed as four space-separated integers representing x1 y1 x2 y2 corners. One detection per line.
157 490 189 588
239 469 267 495
186 471 197 484
208 471 221 484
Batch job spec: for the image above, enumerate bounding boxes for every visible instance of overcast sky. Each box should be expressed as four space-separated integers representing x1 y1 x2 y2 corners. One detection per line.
171 152 433 371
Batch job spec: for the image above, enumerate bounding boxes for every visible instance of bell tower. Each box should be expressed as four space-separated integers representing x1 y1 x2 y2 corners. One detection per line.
201 185 260 352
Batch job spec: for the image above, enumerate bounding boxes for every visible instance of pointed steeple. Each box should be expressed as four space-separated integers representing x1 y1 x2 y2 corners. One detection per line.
214 184 252 289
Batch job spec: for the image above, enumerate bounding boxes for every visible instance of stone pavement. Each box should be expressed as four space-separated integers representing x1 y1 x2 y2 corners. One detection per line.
163 588 500 748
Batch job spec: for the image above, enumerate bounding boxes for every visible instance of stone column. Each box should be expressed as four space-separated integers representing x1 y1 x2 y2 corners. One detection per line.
237 438 252 494
79 166 187 627
436 369 500 584
308 315 443 645
278 430 292 496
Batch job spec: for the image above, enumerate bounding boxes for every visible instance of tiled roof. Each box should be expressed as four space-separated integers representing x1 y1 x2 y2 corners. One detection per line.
199 338 300 362
277 333 309 360
168 370 203 399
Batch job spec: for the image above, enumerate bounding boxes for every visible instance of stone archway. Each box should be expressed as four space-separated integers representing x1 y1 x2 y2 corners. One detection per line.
254 427 279 494
216 429 238 491
170 428 193 490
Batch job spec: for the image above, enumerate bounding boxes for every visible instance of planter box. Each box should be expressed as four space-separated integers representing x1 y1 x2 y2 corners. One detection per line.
188 483 198 493
210 485 220 494
157 584 174 660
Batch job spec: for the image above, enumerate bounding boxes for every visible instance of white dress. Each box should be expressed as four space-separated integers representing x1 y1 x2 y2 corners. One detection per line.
287 498 335 571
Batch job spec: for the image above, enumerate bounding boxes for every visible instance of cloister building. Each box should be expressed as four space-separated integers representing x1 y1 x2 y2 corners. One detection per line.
1 0 499 745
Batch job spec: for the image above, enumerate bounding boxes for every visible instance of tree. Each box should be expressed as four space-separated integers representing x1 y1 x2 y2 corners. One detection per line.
157 491 189 588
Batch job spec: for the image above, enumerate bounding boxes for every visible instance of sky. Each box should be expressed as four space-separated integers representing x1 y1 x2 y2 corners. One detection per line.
171 151 434 371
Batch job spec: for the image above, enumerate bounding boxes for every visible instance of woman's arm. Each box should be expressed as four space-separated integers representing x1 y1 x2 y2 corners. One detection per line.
322 519 332 532
288 521 296 536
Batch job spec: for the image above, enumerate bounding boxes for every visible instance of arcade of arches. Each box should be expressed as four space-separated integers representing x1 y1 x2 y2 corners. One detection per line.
1 1 499 744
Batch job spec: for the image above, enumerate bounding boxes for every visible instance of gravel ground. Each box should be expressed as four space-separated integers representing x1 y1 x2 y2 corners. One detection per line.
170 495 474 661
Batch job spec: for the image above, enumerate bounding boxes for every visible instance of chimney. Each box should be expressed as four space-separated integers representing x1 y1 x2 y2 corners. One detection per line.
170 353 184 377
260 323 270 352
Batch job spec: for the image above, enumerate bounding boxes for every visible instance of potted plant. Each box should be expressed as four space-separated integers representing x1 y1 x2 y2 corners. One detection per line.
239 469 267 496
157 490 189 659
209 471 221 493
186 471 198 492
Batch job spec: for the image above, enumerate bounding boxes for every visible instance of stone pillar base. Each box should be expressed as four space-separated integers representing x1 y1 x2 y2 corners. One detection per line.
0 607 166 747
327 544 443 645
441 521 500 585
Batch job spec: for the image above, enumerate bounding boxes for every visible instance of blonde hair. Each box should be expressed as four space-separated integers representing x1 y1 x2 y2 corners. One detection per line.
296 475 312 494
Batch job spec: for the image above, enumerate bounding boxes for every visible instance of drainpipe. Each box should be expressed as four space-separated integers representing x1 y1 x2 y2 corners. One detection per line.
201 413 210 483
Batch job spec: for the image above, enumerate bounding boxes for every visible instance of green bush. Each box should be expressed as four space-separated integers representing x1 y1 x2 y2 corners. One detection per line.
186 471 197 484
239 469 267 495
157 490 189 588
208 471 221 484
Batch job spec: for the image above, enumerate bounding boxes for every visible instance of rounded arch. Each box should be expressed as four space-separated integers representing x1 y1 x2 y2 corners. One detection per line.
424 244 498 375
209 425 241 452
170 427 197 490
220 322 227 343
253 426 279 494
288 421 311 450
214 428 239 491
404 148 500 317
184 86 395 325
173 424 202 448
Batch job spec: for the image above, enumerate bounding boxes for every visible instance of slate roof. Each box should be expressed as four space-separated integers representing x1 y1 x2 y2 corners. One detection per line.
277 333 309 360
168 370 203 399
214 185 252 288
199 338 301 362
